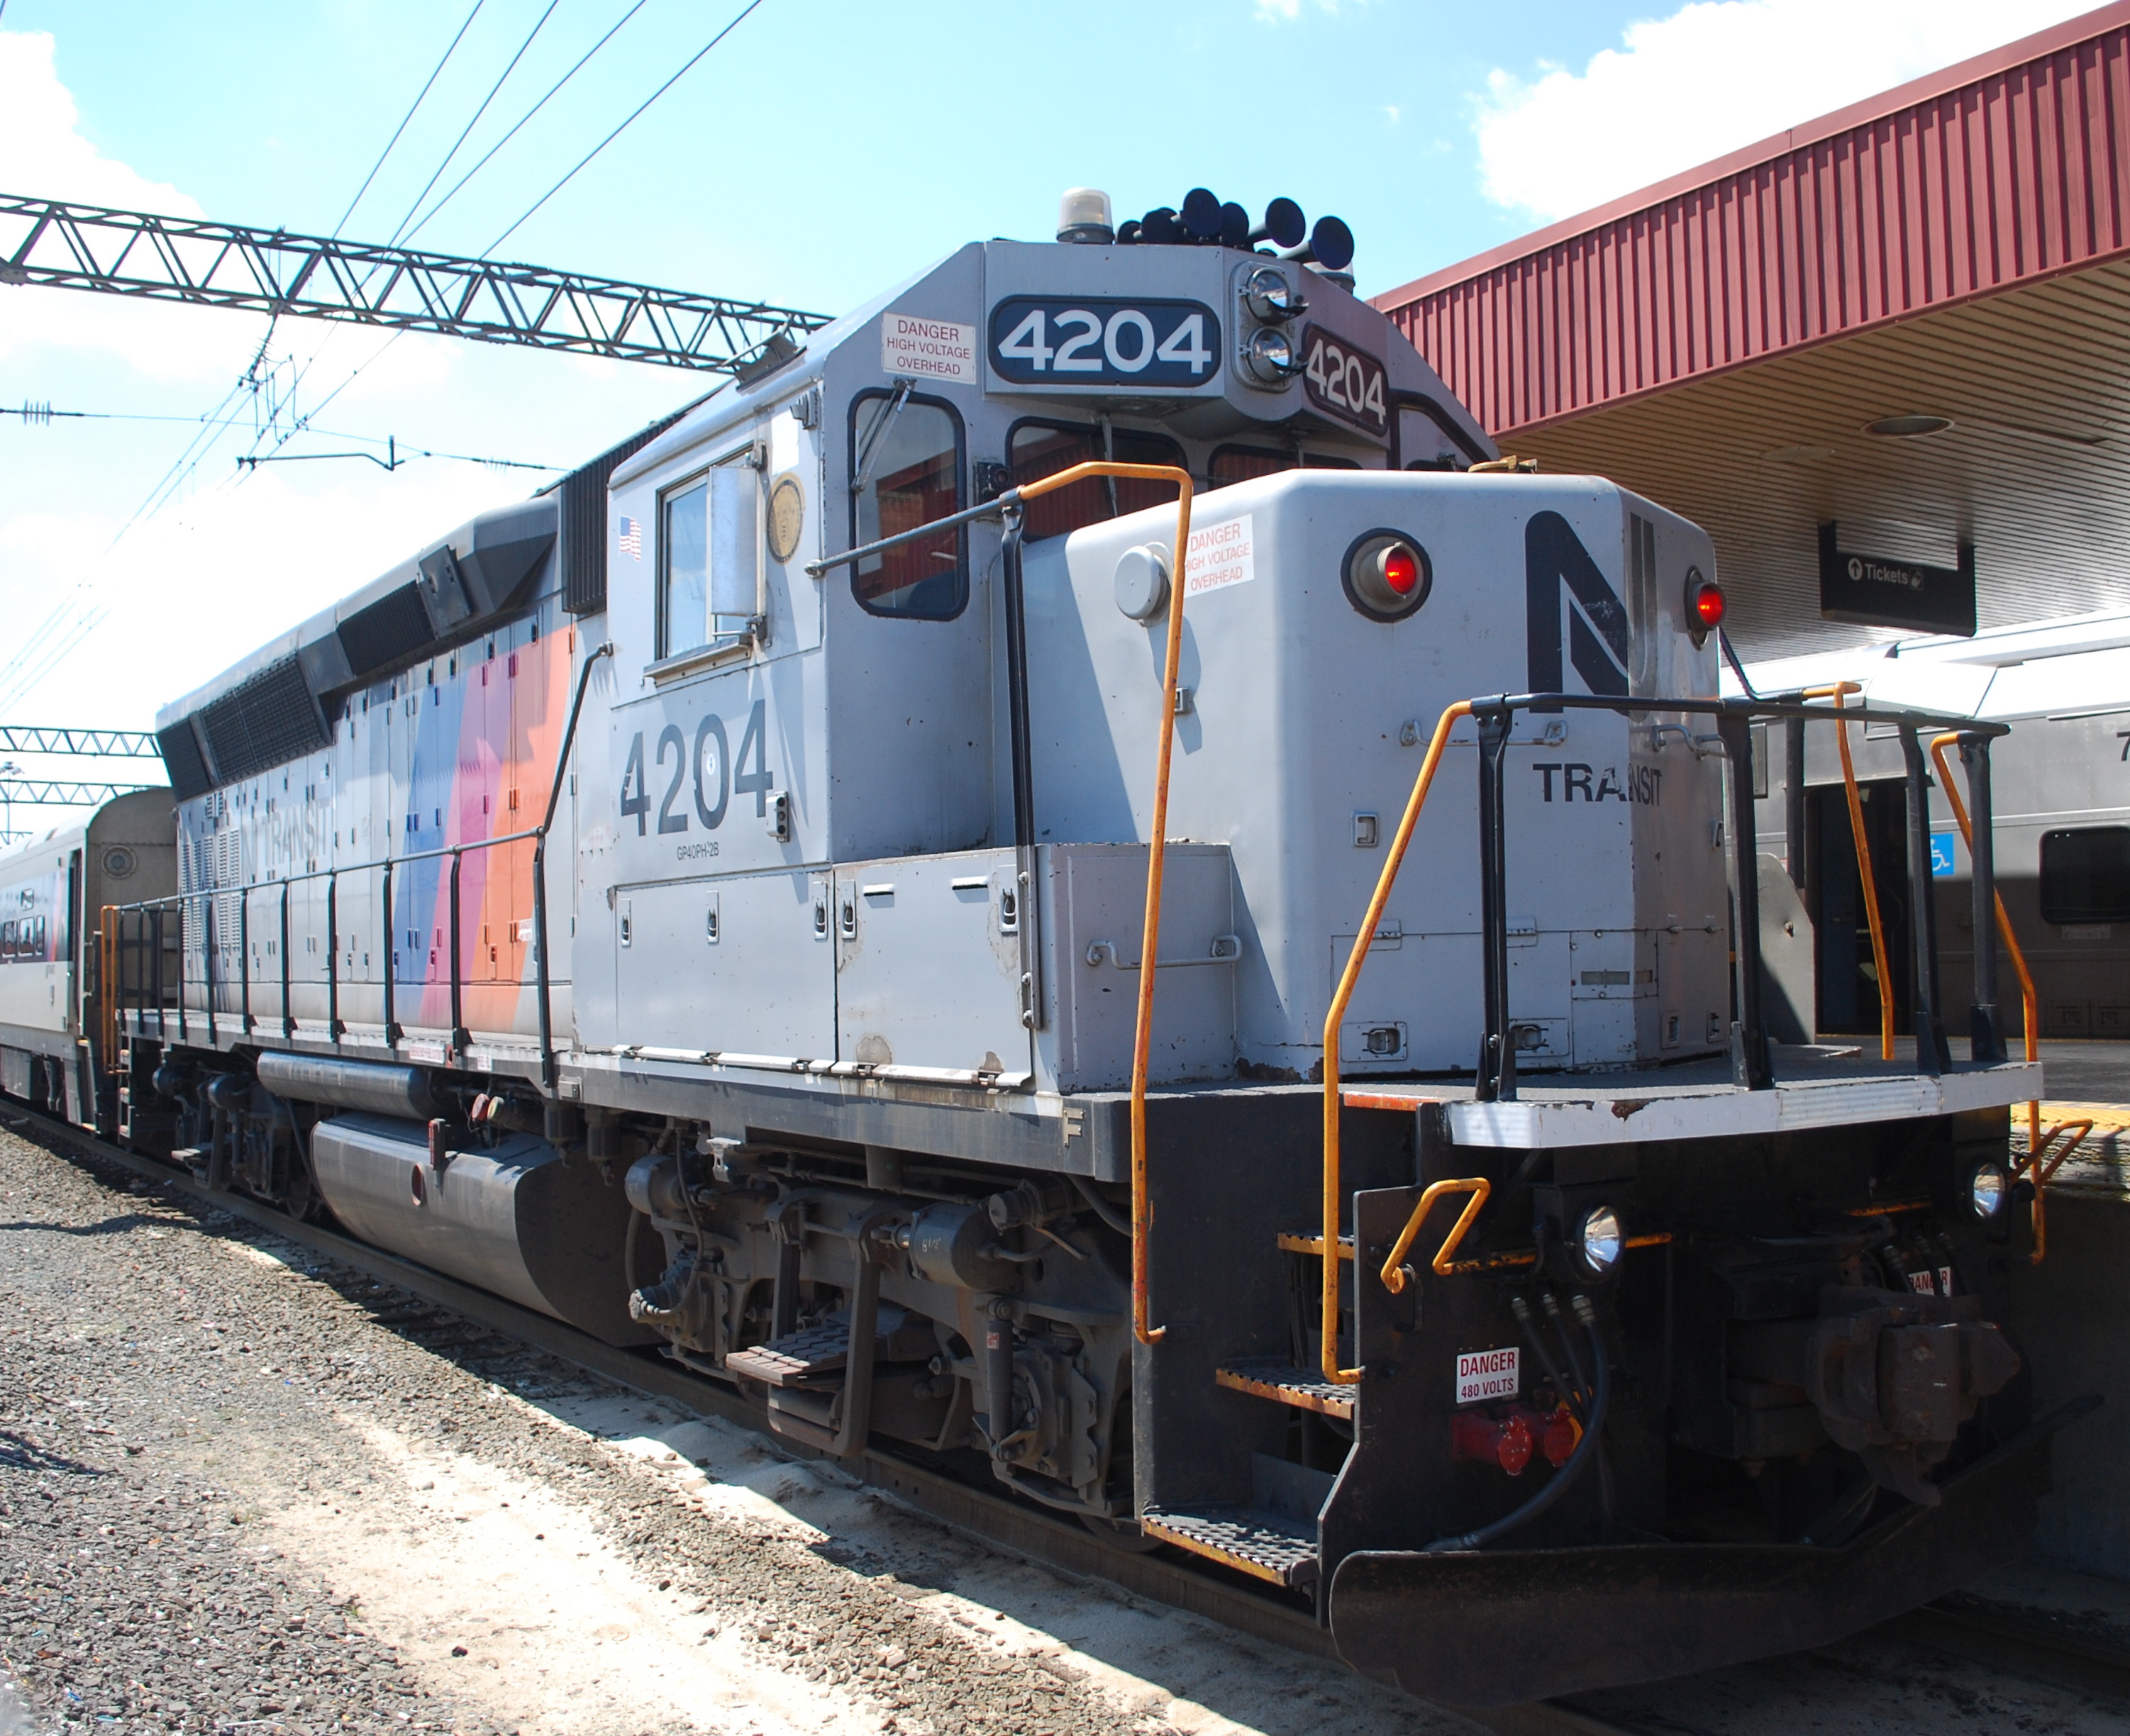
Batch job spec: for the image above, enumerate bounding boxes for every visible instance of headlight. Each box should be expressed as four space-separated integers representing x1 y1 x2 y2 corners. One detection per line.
1572 1203 1624 1276
1243 265 1302 323
1969 1162 2009 1219
1242 324 1297 384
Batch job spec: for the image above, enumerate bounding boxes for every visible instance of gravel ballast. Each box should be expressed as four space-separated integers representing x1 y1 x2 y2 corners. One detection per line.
4 1124 2129 1736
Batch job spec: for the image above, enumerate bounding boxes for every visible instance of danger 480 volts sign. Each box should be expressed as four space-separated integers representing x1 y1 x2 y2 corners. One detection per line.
1455 1346 1520 1406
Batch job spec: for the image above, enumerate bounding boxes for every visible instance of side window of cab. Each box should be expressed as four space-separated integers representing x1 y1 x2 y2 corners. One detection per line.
848 389 967 620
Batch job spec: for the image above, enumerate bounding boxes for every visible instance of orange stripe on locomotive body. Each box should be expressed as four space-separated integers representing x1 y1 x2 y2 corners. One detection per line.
463 621 570 1038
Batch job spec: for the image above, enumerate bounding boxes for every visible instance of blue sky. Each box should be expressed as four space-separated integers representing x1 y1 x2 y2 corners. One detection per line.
0 0 2098 801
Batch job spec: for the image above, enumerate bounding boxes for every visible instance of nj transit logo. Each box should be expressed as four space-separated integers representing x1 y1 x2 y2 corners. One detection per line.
1526 511 1629 706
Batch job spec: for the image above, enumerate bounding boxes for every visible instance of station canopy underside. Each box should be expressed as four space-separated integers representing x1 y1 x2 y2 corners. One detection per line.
1509 258 2130 661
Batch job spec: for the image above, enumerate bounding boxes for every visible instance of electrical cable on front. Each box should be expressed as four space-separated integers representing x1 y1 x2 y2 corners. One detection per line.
486 0 767 254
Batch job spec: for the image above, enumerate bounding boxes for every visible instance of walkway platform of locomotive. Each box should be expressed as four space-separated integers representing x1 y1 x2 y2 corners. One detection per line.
1330 1044 2042 1147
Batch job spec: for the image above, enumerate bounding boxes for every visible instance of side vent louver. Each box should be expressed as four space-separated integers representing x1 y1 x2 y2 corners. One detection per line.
560 407 690 616
194 655 329 789
338 582 434 677
156 720 215 802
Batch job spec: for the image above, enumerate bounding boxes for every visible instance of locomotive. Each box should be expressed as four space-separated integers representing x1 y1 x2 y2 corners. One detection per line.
13 187 2080 1706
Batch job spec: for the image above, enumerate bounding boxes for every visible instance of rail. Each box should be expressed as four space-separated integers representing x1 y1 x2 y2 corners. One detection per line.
1317 688 2009 1386
103 643 612 1090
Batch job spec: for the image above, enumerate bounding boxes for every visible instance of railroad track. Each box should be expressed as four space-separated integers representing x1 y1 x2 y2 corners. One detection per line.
13 1108 2130 1736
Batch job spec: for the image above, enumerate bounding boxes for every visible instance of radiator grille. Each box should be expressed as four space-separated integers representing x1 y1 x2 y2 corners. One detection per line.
337 582 434 676
195 655 328 786
156 721 214 801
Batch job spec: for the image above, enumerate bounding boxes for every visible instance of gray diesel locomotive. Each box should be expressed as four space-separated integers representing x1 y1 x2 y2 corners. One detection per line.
73 189 2078 1705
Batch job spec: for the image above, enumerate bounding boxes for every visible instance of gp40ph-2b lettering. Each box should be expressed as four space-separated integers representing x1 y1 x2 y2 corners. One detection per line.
619 699 774 837
988 296 1219 387
1533 762 1663 806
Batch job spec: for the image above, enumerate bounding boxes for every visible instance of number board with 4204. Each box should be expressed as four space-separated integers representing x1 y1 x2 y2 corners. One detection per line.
1300 324 1387 437
988 297 1220 388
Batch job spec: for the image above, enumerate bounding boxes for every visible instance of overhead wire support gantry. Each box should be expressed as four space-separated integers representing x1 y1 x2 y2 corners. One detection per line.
0 779 159 807
0 727 162 759
0 193 831 372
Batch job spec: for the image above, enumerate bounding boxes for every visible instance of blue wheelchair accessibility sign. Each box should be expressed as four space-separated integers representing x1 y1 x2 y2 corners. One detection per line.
1930 831 1958 877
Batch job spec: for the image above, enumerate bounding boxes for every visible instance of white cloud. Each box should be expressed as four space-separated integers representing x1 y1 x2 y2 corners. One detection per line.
0 30 199 214
1474 0 2099 223
0 29 238 379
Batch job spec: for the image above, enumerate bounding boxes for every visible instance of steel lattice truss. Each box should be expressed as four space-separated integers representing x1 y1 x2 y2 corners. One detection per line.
0 727 162 758
0 194 831 372
0 780 160 806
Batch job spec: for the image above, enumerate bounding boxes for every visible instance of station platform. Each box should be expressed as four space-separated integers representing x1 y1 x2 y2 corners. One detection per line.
2009 1098 2130 1583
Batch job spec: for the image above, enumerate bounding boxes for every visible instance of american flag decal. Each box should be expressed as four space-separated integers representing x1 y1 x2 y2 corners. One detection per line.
618 516 643 559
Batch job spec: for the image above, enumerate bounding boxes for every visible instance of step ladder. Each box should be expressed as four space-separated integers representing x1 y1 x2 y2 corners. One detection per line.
1142 1229 1357 1589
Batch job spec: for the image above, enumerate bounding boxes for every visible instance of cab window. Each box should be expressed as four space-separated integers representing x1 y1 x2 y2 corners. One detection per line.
658 475 710 658
658 454 758 660
1007 421 1184 540
1208 445 1361 489
850 389 967 620
2040 826 2130 924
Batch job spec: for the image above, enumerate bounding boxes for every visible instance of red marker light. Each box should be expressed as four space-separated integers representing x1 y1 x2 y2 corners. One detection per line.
1382 545 1421 596
1692 579 1726 629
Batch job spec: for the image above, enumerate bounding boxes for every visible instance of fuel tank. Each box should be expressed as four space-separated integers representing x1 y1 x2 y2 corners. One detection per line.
308 1113 655 1347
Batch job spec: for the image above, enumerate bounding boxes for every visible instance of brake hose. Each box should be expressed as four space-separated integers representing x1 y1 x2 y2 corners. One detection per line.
1426 1293 1612 1553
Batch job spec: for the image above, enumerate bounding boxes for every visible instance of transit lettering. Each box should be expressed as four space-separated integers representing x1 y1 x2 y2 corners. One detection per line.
1531 762 1662 806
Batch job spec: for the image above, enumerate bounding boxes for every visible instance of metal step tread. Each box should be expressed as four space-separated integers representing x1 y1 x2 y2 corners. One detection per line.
724 1320 853 1386
723 1307 934 1387
1214 1357 1355 1419
1276 1230 1355 1261
1141 1505 1319 1587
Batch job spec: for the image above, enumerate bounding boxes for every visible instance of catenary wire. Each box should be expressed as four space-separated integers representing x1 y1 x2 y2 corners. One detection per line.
399 0 655 250
484 0 765 254
383 0 562 250
333 0 488 237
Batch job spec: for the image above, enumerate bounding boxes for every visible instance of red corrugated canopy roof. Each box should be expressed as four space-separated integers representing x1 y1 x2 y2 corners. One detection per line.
1375 2 2130 439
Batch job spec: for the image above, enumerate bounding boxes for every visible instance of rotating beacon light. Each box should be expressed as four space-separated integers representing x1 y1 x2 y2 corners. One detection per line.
1056 189 1114 245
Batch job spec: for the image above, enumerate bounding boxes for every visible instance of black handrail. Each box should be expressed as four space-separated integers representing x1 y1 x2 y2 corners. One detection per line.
1463 691 2007 1101
1958 733 2004 1063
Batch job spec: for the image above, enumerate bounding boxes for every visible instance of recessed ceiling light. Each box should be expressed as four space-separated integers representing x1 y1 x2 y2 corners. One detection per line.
1865 414 1953 437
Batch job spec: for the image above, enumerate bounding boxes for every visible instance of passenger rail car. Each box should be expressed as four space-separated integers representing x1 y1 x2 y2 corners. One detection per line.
0 789 173 1121
1743 617 2130 1051
73 189 2082 1706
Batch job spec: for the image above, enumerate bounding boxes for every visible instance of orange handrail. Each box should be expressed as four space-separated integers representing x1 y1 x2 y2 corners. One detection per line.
1929 733 2040 1147
1807 684 1894 1059
1381 1177 1492 1295
1320 699 1472 1384
2023 1120 2094 1262
1008 461 1196 1350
